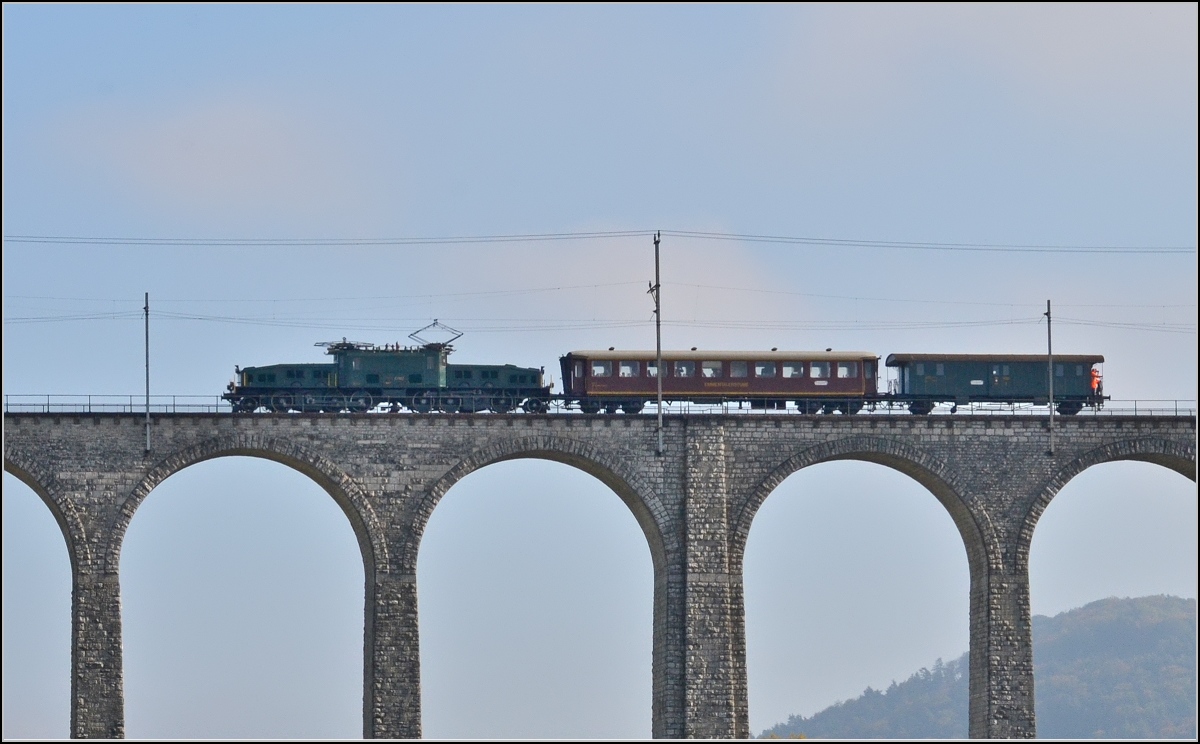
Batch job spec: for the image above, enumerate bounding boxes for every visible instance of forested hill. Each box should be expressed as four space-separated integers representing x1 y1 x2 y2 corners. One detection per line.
759 595 1197 739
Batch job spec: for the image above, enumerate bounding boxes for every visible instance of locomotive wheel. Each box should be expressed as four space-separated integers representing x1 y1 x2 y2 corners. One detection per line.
409 394 433 413
238 397 259 413
490 396 517 413
346 391 373 412
523 398 548 414
272 393 293 412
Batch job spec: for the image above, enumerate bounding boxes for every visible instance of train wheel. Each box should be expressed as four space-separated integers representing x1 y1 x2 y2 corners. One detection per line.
579 400 601 414
272 393 293 412
523 398 548 414
1056 401 1083 416
908 400 934 415
490 396 517 413
621 401 645 414
410 394 433 413
346 391 373 412
237 397 259 413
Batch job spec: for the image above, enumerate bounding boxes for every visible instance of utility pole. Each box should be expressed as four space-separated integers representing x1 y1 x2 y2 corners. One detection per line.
1046 299 1054 456
145 292 151 453
651 232 664 456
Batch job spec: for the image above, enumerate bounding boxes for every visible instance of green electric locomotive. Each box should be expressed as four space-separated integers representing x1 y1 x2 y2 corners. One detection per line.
224 338 550 413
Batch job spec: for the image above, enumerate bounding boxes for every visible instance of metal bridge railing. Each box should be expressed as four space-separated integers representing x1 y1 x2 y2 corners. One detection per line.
4 395 1195 417
3 395 233 414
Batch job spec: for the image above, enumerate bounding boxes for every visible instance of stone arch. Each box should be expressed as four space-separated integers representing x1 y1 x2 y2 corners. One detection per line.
731 434 994 578
1017 436 1197 573
3 445 90 572
103 433 388 578
401 434 672 580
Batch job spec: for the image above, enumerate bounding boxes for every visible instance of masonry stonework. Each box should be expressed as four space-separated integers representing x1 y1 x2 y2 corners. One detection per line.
3 411 1195 739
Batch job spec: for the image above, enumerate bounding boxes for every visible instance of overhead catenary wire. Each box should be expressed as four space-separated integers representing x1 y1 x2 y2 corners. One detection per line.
4 229 1194 254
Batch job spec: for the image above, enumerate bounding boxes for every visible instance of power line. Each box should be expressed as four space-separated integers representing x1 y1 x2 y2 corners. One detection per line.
4 229 1193 254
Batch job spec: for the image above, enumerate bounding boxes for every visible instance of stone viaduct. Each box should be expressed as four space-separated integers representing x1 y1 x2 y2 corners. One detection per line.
2 411 1195 739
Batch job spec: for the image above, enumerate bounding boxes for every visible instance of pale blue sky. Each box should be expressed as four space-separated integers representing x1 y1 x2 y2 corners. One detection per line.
3 4 1196 738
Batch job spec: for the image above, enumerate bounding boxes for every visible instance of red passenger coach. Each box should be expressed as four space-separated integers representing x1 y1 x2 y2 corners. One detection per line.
559 350 879 413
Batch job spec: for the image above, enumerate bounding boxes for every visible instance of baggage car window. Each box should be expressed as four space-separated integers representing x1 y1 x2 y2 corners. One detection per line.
810 362 830 379
935 364 944 376
1056 364 1064 377
1075 365 1083 376
838 362 859 378
592 361 613 377
619 361 640 377
782 363 803 378
755 362 776 378
730 361 748 378
701 361 722 378
916 363 925 376
675 361 696 378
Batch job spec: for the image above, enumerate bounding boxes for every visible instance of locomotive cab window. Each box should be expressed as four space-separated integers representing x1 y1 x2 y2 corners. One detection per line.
837 362 858 379
755 361 776 378
730 361 748 378
701 361 722 378
781 363 803 378
619 361 640 377
674 361 695 378
591 361 613 377
810 362 830 379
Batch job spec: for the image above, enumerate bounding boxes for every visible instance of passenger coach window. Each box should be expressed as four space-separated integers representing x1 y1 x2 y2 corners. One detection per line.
811 362 830 379
755 362 776 378
619 361 640 377
574 361 584 378
782 363 803 378
864 362 875 379
730 361 748 378
675 361 696 378
646 361 658 377
838 362 859 378
592 361 613 377
701 361 722 378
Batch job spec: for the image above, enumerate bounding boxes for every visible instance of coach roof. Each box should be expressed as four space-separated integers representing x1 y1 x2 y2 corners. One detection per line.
566 350 878 361
886 353 1104 366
